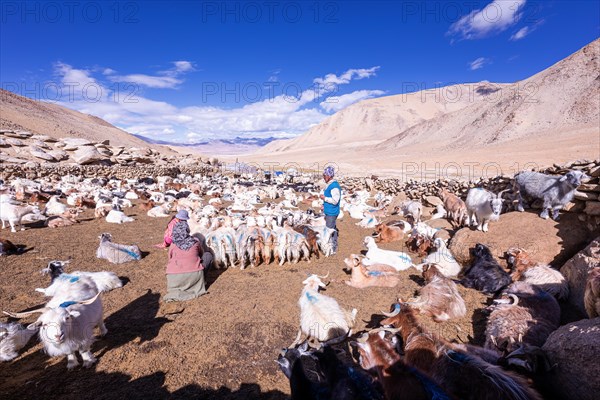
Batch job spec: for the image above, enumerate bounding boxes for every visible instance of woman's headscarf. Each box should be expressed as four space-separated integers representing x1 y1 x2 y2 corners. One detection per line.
171 220 197 251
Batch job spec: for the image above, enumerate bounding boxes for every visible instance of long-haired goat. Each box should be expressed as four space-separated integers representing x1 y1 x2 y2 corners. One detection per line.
290 274 357 348
465 188 508 232
504 247 569 299
484 282 560 355
409 263 466 322
0 322 38 361
418 238 461 277
37 260 123 294
461 243 511 295
381 302 542 400
363 236 413 272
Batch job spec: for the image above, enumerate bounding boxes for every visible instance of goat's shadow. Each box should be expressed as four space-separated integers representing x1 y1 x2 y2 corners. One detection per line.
95 289 171 357
470 302 492 346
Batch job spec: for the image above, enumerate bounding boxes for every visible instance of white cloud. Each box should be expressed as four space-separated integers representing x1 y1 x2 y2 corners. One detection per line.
469 57 491 70
320 89 386 113
448 0 526 40
509 19 544 41
313 66 380 85
108 60 195 89
103 68 116 75
51 62 383 142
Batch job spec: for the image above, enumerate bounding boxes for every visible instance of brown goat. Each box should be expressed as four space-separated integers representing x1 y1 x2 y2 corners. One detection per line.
138 200 156 212
373 223 405 243
409 264 467 322
504 247 538 280
355 330 445 400
584 267 600 318
293 225 320 259
381 302 542 400
405 233 432 257
343 255 400 288
46 208 81 228
439 189 467 227
75 197 96 209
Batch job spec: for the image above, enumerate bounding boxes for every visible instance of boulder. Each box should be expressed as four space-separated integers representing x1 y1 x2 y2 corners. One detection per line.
5 138 25 146
574 190 599 201
24 161 40 169
584 202 600 216
448 212 591 269
31 134 58 143
32 140 52 150
47 150 69 161
424 196 443 207
72 146 108 165
29 146 56 161
541 318 600 400
0 154 27 164
4 131 32 139
0 138 7 147
560 237 600 316
61 138 93 147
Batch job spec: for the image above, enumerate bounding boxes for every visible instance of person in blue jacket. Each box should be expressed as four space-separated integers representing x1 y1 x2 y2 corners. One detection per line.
319 166 341 254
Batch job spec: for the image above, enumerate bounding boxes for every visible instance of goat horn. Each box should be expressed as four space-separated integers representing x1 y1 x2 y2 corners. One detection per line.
497 189 510 198
508 294 520 306
317 272 329 279
77 292 101 305
381 303 401 317
371 327 400 335
3 307 49 318
356 332 370 343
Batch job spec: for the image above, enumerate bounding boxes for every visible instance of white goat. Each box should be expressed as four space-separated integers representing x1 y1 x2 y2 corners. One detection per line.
0 322 38 361
105 207 134 224
3 276 105 369
290 274 357 348
362 236 413 271
417 238 461 277
0 203 41 232
44 195 68 216
37 260 123 295
147 202 174 217
96 233 141 264
465 188 508 232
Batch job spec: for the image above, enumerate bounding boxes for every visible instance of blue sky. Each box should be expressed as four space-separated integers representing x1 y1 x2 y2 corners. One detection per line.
1 0 598 142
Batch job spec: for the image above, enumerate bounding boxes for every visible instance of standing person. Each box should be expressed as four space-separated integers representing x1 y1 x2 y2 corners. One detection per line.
320 166 341 254
164 212 212 302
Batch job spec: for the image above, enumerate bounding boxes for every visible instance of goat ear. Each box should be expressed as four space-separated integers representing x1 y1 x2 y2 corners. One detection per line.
27 320 42 330
559 175 568 182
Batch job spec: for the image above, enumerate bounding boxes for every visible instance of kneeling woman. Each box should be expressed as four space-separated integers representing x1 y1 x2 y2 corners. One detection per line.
164 214 211 302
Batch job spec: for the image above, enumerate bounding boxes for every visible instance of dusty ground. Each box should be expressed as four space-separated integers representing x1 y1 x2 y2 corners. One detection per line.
0 201 592 399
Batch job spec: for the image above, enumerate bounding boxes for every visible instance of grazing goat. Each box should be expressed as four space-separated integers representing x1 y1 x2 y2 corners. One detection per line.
409 263 466 322
439 189 468 227
0 203 41 232
504 247 569 299
0 322 38 361
381 303 542 400
96 233 141 264
465 188 508 232
37 260 123 294
343 255 400 288
461 243 511 294
515 170 589 220
363 236 413 271
418 238 461 277
485 282 560 355
355 330 450 400
584 267 600 319
3 277 105 369
290 274 357 348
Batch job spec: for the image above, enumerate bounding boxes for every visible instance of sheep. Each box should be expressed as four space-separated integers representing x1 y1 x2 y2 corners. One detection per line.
504 247 569 299
515 170 589 220
0 322 38 361
461 243 512 294
96 233 141 264
105 205 134 224
439 189 467 227
362 236 413 271
0 203 41 232
380 302 542 400
417 238 461 277
343 255 400 288
465 188 508 232
37 260 123 294
408 263 466 322
484 282 560 355
290 274 357 348
45 208 81 228
3 276 105 369
584 267 600 318
354 330 450 400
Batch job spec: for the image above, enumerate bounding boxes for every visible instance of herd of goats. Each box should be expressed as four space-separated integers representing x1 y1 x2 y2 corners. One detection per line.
0 168 599 399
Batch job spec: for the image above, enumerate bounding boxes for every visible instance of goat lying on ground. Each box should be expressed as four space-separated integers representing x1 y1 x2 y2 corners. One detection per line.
0 322 38 361
96 233 141 264
343 255 400 288
461 243 511 295
409 264 466 322
37 260 123 294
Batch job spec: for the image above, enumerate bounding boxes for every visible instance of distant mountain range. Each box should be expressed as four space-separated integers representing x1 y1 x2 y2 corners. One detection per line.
132 134 277 148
